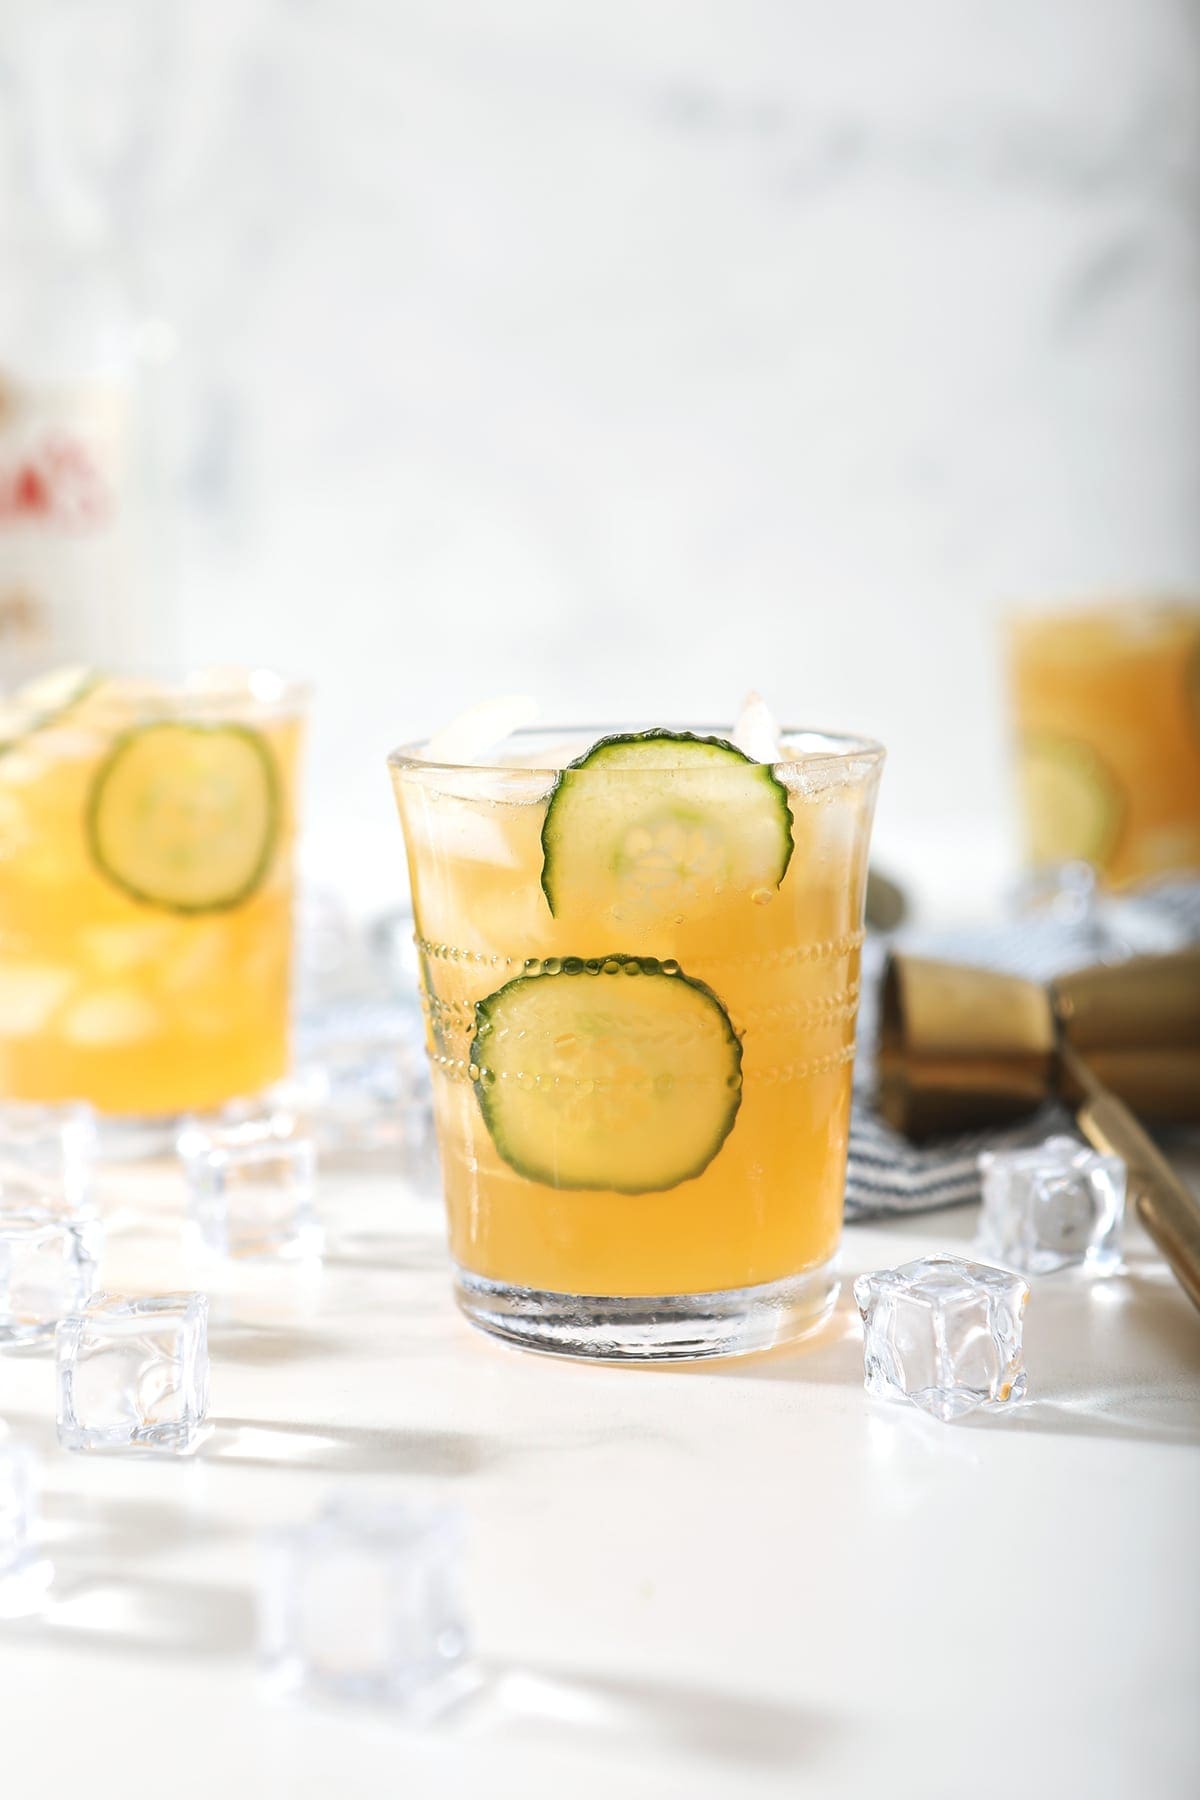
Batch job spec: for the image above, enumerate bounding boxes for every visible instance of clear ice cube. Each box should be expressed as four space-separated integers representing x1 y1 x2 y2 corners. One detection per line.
977 1135 1125 1275
730 691 783 763
0 1439 52 1617
0 963 74 1035
283 1036 433 1161
0 1101 97 1217
0 1212 100 1346
260 1496 468 1709
178 1120 320 1260
424 693 539 764
56 1292 210 1454
854 1255 1030 1423
0 1439 34 1576
295 884 356 1005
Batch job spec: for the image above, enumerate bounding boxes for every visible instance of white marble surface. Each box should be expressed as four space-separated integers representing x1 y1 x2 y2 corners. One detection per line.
1 1157 1198 1798
4 1 1197 903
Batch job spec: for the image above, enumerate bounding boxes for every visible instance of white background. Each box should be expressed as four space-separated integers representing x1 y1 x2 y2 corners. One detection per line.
3 0 1199 904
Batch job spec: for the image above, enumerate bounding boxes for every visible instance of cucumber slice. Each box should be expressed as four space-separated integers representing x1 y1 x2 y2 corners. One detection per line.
471 954 742 1193
1018 733 1124 869
86 722 281 913
541 730 793 919
0 665 99 756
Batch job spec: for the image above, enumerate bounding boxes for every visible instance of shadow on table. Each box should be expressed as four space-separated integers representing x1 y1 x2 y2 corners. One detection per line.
962 1253 1200 1447
206 1321 360 1367
963 1393 1200 1445
0 1404 59 1457
204 1416 494 1477
454 1661 834 1770
11 1571 254 1663
322 1222 450 1273
11 1591 833 1770
680 1243 1200 1447
3 1486 247 1664
672 1293 864 1388
40 1489 233 1562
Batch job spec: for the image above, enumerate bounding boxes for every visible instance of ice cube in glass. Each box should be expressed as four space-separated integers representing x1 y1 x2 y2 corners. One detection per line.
56 1292 210 1453
977 1135 1125 1275
260 1496 467 1709
854 1254 1030 1423
0 1212 100 1347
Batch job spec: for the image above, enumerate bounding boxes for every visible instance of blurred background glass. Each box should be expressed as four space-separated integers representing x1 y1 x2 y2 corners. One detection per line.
2 0 1198 917
1009 598 1200 890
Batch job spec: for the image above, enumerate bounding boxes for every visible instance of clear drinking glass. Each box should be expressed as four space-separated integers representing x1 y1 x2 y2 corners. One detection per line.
1008 598 1200 889
389 725 883 1360
0 668 306 1116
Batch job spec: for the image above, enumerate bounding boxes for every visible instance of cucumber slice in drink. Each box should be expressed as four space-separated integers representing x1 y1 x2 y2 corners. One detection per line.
541 730 794 919
0 665 98 756
87 722 281 913
1018 734 1123 870
470 954 743 1193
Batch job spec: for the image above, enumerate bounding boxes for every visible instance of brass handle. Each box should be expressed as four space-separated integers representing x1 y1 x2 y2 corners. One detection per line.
1063 1045 1200 1316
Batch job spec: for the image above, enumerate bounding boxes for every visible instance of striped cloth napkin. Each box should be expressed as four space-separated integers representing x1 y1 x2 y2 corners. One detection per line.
843 878 1200 1221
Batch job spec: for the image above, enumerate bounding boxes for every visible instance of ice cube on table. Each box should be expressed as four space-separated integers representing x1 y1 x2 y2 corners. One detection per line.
260 1496 468 1710
854 1255 1030 1423
367 905 422 995
273 997 435 1175
0 1213 100 1347
295 885 356 1004
0 1165 93 1230
0 1440 36 1577
284 1038 432 1159
0 1440 52 1617
56 1292 210 1454
0 1101 97 1217
178 1119 320 1260
977 1135 1125 1275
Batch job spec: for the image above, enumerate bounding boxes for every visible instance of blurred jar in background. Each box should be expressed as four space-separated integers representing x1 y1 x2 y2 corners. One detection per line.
0 237 177 687
0 1 180 687
1009 600 1200 890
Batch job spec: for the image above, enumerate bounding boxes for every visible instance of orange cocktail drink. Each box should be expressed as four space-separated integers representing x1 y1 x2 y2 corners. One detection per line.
1010 600 1200 888
0 667 304 1115
390 725 882 1359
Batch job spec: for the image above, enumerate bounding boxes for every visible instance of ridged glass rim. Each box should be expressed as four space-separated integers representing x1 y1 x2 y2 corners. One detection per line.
1004 593 1200 632
59 666 310 721
388 723 886 778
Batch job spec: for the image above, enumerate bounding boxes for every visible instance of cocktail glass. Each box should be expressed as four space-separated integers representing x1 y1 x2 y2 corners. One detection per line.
389 725 883 1360
0 668 305 1117
1008 598 1200 889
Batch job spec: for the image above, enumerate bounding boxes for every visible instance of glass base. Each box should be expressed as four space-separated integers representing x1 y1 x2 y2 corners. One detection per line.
93 1113 183 1162
453 1262 840 1362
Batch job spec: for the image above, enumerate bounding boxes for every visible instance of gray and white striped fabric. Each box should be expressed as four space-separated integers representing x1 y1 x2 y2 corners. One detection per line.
843 878 1200 1221
844 1101 1073 1220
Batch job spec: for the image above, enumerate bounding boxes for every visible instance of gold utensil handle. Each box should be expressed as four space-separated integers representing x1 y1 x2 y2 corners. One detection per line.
1073 1085 1200 1316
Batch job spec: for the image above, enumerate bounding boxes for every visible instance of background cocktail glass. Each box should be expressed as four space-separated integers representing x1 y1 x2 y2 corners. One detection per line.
1008 599 1200 891
390 726 882 1360
0 669 305 1117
